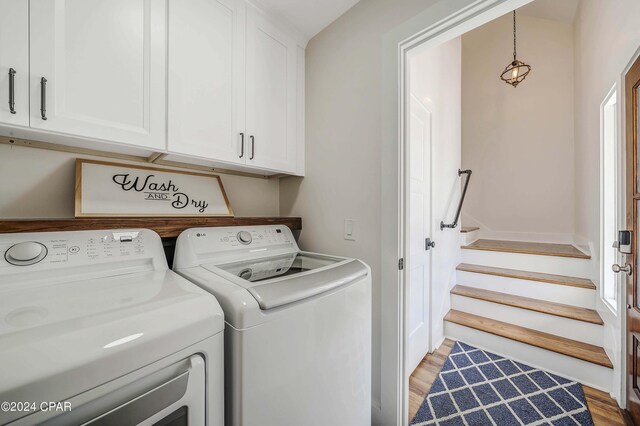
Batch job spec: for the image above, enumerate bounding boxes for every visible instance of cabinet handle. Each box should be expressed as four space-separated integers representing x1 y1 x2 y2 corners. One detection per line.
8 68 16 114
250 136 255 160
40 77 47 120
239 133 245 158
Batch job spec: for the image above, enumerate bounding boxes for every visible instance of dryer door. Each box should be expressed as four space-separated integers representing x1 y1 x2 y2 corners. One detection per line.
25 355 207 426
83 355 205 426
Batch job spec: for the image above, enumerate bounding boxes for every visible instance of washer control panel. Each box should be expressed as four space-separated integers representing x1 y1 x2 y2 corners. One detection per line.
206 227 292 249
178 225 297 264
1 230 151 269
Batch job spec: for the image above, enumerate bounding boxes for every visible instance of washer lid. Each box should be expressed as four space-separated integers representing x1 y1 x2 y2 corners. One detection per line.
0 270 223 421
209 253 368 309
214 252 343 284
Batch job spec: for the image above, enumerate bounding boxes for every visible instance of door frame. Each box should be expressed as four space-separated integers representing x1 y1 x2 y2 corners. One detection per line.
379 0 534 424
625 48 640 422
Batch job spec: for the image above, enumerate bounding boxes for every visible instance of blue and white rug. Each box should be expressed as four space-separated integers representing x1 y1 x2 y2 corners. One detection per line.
411 342 594 426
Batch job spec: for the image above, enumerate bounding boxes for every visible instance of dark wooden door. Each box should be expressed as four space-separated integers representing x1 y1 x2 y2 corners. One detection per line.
627 54 640 423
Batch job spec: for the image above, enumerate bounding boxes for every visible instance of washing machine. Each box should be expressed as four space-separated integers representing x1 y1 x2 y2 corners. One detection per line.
0 229 224 425
173 225 371 426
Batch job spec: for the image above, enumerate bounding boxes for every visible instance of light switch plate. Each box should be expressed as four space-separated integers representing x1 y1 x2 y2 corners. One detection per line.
344 219 356 241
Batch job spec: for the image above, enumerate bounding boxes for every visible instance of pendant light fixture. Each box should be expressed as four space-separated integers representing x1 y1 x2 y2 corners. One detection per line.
500 10 531 88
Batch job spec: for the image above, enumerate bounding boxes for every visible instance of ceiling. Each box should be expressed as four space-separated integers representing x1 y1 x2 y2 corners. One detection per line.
256 0 360 40
256 0 579 43
519 0 580 24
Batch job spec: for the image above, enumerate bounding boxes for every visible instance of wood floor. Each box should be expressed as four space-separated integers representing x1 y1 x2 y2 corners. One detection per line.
408 339 626 425
462 239 591 259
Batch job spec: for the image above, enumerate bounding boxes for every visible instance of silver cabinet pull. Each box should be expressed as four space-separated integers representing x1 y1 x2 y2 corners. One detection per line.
239 133 245 158
40 77 47 120
249 136 255 160
8 68 16 114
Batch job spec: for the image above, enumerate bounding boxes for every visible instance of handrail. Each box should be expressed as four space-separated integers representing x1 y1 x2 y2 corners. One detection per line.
440 169 472 230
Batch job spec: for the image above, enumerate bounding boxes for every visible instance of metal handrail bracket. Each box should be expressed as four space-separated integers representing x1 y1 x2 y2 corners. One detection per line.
440 169 472 230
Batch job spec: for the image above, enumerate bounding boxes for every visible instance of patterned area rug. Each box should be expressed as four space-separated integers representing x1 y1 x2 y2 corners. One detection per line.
411 342 594 426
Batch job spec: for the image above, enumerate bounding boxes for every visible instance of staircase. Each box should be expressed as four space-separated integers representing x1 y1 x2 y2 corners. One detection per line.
461 226 479 246
444 232 613 391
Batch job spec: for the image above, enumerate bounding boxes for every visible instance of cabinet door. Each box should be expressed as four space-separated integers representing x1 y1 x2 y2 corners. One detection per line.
0 0 29 126
246 8 297 173
168 0 245 163
29 0 166 150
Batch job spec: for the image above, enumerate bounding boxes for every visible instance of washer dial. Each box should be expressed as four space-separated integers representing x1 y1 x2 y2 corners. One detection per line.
237 231 252 245
5 242 48 266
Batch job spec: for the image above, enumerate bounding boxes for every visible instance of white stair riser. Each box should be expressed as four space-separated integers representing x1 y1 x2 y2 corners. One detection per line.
457 271 596 309
461 249 592 278
444 322 612 392
451 295 603 346
461 231 479 246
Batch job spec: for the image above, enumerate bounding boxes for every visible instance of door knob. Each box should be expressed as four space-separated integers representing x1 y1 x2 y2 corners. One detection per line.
612 263 632 275
425 238 435 250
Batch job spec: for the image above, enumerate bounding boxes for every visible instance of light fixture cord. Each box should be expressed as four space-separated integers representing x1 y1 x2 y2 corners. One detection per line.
513 10 517 61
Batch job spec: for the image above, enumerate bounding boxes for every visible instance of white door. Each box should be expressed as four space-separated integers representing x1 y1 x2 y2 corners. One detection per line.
245 7 297 173
407 95 432 376
0 0 29 126
29 0 166 150
168 0 246 164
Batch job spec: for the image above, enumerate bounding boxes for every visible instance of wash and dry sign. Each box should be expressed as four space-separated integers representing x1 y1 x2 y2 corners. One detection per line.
75 159 234 217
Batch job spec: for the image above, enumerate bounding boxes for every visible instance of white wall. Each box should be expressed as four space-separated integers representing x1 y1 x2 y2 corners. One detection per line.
573 0 640 405
574 1 640 257
0 144 280 218
408 38 462 349
461 13 575 239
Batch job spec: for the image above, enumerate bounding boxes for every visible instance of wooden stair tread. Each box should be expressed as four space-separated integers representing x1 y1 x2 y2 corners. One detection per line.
461 226 480 233
451 285 603 325
444 310 613 368
462 239 590 259
457 263 596 290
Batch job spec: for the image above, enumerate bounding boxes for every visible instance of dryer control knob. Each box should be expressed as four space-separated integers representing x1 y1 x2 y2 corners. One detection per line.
5 242 47 266
237 231 252 245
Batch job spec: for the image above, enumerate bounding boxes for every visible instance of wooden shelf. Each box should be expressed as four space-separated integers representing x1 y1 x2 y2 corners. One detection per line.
0 217 302 238
444 310 613 368
461 226 479 233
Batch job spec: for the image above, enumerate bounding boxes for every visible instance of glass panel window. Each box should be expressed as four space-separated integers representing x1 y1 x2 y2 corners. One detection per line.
601 88 618 311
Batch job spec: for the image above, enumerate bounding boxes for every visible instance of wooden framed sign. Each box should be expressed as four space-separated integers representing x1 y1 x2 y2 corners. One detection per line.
75 159 234 217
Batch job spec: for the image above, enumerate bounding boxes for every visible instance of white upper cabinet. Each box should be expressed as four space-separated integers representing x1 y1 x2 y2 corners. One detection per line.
0 0 305 175
0 0 29 126
29 0 167 150
245 7 298 173
168 0 246 164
